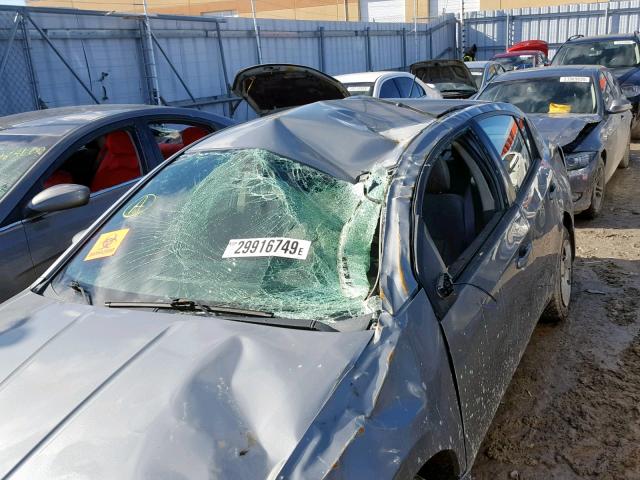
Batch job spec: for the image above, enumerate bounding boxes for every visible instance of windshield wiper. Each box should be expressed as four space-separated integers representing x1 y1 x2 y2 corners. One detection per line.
104 298 337 332
105 298 273 317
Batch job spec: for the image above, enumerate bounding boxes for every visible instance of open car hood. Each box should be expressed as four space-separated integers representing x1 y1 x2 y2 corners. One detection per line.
0 292 373 479
410 60 477 93
232 64 350 116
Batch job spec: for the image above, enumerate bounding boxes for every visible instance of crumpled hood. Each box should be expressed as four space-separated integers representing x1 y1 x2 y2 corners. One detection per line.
0 293 372 479
528 113 601 148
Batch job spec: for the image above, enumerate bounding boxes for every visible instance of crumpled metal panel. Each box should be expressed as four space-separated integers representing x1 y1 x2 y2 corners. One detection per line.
0 292 373 479
191 98 434 182
527 113 601 148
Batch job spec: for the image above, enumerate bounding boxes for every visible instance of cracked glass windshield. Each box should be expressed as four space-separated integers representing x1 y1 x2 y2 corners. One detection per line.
46 148 387 321
0 135 55 200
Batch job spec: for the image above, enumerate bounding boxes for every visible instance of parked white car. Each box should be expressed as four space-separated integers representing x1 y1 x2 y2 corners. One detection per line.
334 71 442 99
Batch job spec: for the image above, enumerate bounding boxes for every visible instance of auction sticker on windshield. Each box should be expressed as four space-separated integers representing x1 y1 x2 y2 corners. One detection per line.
560 76 591 83
223 237 311 260
615 40 635 45
85 228 130 261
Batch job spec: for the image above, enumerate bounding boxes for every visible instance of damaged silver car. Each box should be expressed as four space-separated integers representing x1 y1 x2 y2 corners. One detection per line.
0 97 574 480
477 65 632 218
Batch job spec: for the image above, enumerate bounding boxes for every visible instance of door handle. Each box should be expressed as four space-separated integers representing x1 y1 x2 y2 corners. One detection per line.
516 242 533 269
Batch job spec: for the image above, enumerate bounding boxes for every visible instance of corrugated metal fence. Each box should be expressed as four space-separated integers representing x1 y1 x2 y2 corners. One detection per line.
462 1 640 60
0 6 456 121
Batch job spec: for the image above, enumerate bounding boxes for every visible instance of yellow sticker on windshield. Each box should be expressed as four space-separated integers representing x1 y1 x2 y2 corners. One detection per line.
84 228 130 261
549 103 572 114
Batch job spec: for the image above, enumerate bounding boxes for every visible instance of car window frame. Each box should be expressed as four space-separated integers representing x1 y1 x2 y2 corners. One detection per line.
140 116 215 165
471 111 540 204
13 120 148 223
412 125 511 317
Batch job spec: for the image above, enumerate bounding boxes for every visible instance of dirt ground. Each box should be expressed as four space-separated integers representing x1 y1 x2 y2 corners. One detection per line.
471 144 640 480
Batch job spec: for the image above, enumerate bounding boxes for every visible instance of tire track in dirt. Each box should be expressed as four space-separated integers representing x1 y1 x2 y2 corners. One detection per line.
471 145 640 480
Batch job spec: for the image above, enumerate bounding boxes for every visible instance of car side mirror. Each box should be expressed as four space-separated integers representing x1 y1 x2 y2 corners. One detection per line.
27 184 90 214
607 98 632 114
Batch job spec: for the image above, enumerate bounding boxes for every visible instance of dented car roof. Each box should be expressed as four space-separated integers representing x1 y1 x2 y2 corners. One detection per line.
191 97 436 182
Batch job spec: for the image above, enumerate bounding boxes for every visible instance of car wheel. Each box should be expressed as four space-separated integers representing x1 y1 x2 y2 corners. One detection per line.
541 226 572 322
583 158 605 219
619 141 630 169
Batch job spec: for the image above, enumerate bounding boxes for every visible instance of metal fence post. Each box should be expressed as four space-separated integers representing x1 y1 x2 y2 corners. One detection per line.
427 24 432 59
401 27 407 70
505 12 510 50
214 20 231 116
138 17 160 105
365 26 371 71
19 10 41 109
318 26 325 71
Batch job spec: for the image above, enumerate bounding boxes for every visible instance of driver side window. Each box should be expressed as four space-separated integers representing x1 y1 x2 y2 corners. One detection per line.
421 133 503 271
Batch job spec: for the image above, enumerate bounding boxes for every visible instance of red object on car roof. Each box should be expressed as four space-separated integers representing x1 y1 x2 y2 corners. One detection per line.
507 40 549 56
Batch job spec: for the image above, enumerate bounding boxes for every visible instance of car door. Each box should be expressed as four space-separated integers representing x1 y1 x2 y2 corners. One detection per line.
414 125 537 460
604 70 632 174
600 71 624 179
0 221 33 300
21 123 149 279
475 113 559 312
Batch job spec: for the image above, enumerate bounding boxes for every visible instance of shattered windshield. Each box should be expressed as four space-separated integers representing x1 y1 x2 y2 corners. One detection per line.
553 40 640 68
0 135 55 200
478 77 597 114
46 148 388 322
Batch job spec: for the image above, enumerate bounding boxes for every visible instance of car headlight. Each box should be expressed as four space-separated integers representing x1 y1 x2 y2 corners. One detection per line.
621 83 640 99
565 151 596 171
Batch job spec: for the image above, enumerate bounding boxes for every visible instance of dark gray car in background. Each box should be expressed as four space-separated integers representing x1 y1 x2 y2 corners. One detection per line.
0 105 233 301
477 65 632 218
0 97 574 479
551 33 640 137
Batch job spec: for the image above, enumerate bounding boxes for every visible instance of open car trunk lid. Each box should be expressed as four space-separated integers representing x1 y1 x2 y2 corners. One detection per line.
410 60 478 98
507 40 549 57
232 64 350 116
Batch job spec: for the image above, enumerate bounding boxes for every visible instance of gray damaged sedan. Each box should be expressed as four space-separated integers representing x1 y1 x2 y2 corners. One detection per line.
477 65 632 218
0 97 574 480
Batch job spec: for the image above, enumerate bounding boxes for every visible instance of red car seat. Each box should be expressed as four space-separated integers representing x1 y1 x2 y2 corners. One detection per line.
44 170 74 189
159 142 183 159
181 126 209 146
91 131 141 192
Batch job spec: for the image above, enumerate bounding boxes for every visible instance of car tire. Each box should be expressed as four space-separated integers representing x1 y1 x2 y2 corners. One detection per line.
619 141 630 169
541 226 572 323
583 158 605 219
